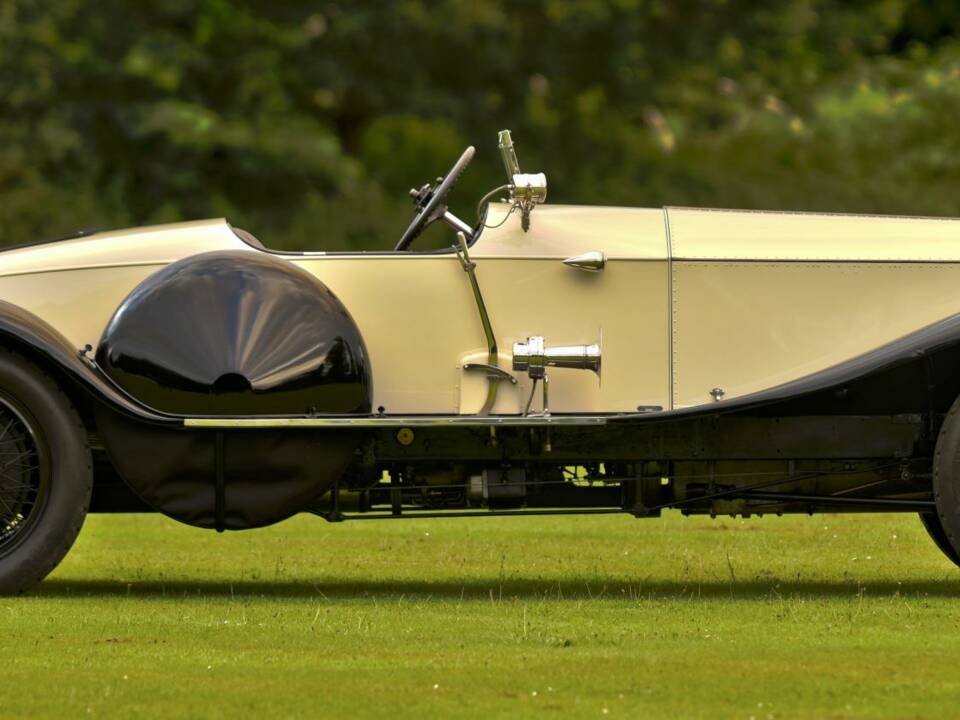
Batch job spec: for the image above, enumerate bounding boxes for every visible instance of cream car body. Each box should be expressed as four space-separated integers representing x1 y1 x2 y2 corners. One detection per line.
2 133 960 594
4 206 960 415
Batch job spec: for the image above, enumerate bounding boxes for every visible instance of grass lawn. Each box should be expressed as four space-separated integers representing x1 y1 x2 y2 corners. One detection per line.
3 510 960 718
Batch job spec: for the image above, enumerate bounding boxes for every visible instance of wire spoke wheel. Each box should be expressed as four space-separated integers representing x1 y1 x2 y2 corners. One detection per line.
0 396 49 558
0 351 91 595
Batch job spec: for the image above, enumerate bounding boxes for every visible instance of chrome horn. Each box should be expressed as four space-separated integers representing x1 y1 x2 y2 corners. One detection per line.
512 335 601 420
512 336 601 379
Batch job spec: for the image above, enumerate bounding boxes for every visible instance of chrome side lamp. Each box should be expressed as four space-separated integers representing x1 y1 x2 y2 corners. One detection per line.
498 130 547 232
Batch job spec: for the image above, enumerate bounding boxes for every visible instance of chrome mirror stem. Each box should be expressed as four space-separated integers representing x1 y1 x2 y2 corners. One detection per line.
498 130 521 178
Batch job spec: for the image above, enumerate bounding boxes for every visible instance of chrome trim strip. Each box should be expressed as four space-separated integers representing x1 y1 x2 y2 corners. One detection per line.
183 414 611 428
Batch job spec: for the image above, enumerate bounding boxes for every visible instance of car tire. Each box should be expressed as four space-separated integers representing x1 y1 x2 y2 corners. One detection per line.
918 512 960 567
930 392 960 568
0 349 92 595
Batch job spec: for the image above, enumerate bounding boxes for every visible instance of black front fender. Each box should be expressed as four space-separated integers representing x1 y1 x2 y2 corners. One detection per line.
0 300 177 425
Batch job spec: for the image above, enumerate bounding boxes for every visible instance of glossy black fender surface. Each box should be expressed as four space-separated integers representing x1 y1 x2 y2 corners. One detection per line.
96 250 371 416
93 250 370 529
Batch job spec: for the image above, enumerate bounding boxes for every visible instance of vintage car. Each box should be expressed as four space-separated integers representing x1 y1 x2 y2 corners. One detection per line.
2 130 960 593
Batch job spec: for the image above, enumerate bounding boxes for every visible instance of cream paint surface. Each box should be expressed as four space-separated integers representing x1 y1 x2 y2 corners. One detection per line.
667 207 960 261
0 265 165 349
7 207 960 416
296 256 670 414
672 262 960 407
0 219 248 278
0 210 671 415
476 203 667 260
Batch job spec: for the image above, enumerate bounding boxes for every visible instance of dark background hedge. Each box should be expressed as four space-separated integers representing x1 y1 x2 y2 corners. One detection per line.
3 1 960 250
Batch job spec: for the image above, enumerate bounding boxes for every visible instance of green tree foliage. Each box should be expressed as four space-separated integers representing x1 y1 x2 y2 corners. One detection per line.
1 0 960 250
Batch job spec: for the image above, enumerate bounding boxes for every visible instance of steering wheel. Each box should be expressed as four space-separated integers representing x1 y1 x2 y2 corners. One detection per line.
394 146 475 251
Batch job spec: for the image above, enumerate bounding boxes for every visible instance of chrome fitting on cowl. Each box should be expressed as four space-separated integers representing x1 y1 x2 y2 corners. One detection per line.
498 129 547 232
512 336 601 378
511 173 547 206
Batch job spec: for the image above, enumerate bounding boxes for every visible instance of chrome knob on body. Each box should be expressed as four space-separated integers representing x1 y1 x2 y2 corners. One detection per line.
563 251 606 272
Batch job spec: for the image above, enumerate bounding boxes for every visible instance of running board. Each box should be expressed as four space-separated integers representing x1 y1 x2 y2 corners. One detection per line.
183 414 612 428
